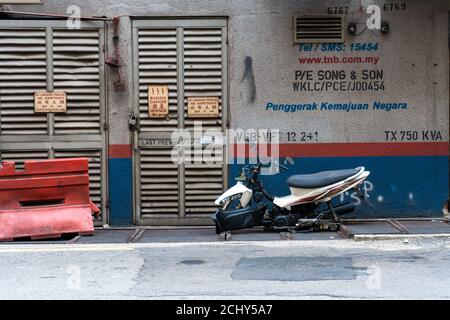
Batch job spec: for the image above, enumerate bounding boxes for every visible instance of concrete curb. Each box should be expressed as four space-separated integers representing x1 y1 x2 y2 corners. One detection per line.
353 233 450 241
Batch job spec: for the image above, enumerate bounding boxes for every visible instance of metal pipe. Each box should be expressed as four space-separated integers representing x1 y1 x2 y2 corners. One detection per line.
343 217 445 222
0 10 113 21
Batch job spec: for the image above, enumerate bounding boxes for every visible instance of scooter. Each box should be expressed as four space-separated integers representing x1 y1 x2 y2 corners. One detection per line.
210 155 370 234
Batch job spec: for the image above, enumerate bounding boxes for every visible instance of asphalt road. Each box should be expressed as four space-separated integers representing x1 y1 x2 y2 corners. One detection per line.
1 238 450 299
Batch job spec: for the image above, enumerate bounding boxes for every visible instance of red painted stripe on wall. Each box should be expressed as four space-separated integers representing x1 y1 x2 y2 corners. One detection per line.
109 144 132 158
109 142 449 158
230 142 449 158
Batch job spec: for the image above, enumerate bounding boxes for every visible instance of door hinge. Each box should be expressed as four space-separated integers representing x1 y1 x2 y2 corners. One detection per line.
103 122 109 131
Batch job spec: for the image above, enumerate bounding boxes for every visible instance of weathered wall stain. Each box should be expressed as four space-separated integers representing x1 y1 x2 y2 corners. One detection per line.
242 56 257 104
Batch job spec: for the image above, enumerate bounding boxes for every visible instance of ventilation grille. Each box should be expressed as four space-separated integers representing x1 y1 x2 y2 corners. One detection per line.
54 149 103 220
137 29 178 131
183 28 223 129
0 150 49 170
294 16 344 43
140 148 179 215
53 29 101 134
0 29 48 135
184 145 223 215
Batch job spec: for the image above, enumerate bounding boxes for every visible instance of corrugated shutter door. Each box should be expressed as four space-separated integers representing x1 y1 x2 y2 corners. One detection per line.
0 29 48 134
54 149 103 220
138 29 178 131
53 29 101 134
140 148 179 215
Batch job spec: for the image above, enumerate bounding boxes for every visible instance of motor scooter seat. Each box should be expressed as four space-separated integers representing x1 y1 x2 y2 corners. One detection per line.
287 167 362 189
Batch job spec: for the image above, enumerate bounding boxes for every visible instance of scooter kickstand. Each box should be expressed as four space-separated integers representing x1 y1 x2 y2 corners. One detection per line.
326 201 342 223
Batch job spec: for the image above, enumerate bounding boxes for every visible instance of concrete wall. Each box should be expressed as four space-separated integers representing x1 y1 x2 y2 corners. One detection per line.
3 0 449 224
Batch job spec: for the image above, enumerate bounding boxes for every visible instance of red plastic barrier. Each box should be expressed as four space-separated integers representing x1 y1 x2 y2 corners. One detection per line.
0 158 99 241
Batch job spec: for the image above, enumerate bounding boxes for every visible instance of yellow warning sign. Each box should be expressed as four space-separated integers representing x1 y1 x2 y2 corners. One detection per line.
187 97 219 118
34 91 67 113
148 85 169 118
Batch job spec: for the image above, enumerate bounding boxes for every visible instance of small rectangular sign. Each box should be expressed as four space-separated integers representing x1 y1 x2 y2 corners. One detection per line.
139 136 224 147
148 85 169 118
187 97 219 118
34 91 67 113
0 0 42 3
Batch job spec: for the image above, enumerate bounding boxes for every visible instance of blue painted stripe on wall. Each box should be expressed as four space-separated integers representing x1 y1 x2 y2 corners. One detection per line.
107 155 449 225
108 158 133 226
230 156 449 218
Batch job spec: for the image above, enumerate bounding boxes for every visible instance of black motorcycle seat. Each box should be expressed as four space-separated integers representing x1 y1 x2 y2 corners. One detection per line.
286 167 362 189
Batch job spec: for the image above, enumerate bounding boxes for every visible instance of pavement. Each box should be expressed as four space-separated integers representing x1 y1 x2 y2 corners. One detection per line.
1 219 450 299
2 218 450 245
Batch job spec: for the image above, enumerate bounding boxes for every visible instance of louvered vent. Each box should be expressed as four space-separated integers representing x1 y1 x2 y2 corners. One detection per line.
182 28 224 215
0 150 49 170
53 29 101 134
138 29 178 131
0 29 48 134
183 28 223 129
184 144 223 215
140 148 179 215
294 16 344 43
54 149 103 220
134 21 227 224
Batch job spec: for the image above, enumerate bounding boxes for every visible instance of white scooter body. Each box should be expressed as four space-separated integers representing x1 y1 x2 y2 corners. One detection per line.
273 167 370 208
215 181 253 209
212 162 371 233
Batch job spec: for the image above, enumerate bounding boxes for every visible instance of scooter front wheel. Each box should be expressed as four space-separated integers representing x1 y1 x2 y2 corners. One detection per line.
215 222 223 234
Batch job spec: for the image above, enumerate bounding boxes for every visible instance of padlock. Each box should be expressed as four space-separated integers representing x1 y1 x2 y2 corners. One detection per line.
128 112 138 130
